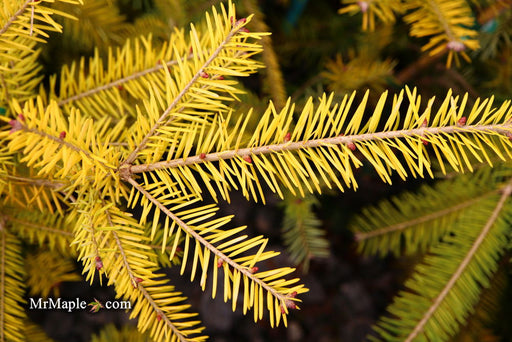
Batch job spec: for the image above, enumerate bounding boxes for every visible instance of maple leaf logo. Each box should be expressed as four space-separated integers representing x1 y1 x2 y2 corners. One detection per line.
88 298 104 313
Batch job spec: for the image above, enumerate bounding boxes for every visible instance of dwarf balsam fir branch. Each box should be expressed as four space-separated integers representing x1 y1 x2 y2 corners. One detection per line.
0 227 26 342
1 0 81 112
5 211 73 253
339 0 480 67
71 191 207 341
120 14 260 166
5 84 512 341
3 0 512 341
3 2 307 339
125 176 306 327
52 5 266 121
121 88 512 204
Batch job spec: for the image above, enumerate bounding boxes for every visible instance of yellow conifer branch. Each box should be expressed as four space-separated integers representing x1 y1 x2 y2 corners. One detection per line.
118 89 512 205
122 16 255 166
5 215 73 239
125 175 305 325
104 202 139 288
57 53 194 107
72 192 206 341
404 0 480 67
0 0 32 36
125 122 512 174
0 225 26 342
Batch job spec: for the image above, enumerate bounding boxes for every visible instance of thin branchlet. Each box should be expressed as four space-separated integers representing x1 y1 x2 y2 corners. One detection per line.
0 0 32 36
121 20 251 167
354 189 501 241
404 179 512 342
125 122 512 175
125 176 292 305
57 54 196 107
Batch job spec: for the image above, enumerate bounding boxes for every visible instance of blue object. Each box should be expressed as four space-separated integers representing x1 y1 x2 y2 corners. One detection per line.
481 19 498 33
284 0 310 32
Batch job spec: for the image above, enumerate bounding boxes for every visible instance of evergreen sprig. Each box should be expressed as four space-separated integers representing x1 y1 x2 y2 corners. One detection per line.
2 0 512 341
370 181 512 341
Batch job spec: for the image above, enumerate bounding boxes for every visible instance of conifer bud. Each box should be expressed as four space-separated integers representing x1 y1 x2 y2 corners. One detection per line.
285 300 297 310
59 131 66 139
284 132 291 142
199 153 206 159
447 40 466 52
217 259 224 268
18 113 25 121
156 314 162 322
235 18 247 26
249 266 258 273
347 142 356 151
421 119 428 127
200 71 209 78
95 256 103 271
457 116 467 126
243 155 252 163
357 1 369 12
8 119 22 133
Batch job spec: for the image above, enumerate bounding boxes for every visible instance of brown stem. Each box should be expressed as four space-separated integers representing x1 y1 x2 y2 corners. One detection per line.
124 122 512 175
5 215 73 238
20 125 116 173
57 55 194 107
5 174 65 189
0 0 32 36
136 283 189 342
103 204 138 288
125 176 289 304
396 51 445 84
121 22 248 167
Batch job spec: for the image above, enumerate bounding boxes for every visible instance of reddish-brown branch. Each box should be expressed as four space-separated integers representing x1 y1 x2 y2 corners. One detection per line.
123 122 512 176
